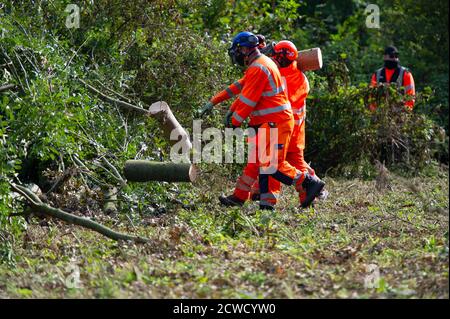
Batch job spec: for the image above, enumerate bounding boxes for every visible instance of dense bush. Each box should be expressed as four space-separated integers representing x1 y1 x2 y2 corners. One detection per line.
306 83 447 177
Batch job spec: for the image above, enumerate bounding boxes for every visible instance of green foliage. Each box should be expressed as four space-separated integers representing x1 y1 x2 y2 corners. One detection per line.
306 80 447 177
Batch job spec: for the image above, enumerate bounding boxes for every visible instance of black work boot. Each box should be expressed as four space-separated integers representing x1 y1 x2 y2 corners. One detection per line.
300 174 325 208
251 193 260 201
318 188 329 201
259 204 274 211
219 194 245 207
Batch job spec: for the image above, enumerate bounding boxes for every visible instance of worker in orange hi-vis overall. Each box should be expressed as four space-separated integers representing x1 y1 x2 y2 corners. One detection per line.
200 38 327 207
369 45 415 111
211 31 324 210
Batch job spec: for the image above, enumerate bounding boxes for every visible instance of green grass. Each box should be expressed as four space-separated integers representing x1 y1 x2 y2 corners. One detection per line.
0 169 448 298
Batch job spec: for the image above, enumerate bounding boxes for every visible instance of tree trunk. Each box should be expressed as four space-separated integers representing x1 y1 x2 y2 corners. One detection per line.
124 160 198 183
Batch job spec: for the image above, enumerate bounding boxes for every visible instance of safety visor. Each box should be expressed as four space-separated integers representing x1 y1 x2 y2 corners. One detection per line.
387 52 399 59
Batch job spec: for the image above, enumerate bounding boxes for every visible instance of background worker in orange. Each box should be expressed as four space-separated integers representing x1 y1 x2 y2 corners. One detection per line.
370 45 415 110
212 31 324 210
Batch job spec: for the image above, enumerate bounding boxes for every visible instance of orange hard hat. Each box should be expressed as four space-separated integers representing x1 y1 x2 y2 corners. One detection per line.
274 40 298 61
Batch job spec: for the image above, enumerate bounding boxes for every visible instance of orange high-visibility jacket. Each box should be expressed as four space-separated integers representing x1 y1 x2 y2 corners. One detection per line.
279 60 309 149
370 66 415 109
229 55 292 127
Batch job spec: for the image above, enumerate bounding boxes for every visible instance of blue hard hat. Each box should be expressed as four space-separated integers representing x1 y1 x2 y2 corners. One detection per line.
231 31 259 49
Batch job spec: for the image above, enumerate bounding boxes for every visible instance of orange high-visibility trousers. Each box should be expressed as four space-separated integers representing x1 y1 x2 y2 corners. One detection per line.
233 122 313 205
233 118 307 208
264 121 313 204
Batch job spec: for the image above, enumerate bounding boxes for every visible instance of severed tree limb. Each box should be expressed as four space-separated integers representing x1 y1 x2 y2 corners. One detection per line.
124 160 198 183
10 183 150 243
0 83 16 93
148 101 193 151
78 79 192 152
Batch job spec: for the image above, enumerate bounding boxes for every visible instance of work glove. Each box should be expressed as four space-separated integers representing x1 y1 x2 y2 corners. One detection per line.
198 101 214 118
224 110 234 128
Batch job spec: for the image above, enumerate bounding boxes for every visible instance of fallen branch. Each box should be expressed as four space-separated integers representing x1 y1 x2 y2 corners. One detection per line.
0 83 16 93
79 78 146 114
101 156 127 187
10 182 150 243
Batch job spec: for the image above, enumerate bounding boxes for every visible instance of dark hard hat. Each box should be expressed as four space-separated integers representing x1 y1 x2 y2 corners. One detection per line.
256 34 266 44
384 45 399 56
231 31 259 49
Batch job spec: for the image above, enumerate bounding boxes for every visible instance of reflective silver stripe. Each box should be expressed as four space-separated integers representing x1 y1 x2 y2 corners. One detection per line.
225 87 234 98
239 94 257 107
252 62 285 97
295 115 306 126
251 63 277 93
236 181 251 192
292 105 305 115
376 67 406 87
232 112 244 123
376 68 383 83
240 174 256 185
260 193 278 200
397 67 405 87
251 103 290 117
261 85 284 97
260 200 274 207
403 84 414 91
233 81 242 90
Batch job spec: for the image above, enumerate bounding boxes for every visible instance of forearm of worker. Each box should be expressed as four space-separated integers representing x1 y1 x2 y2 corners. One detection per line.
231 70 265 126
210 79 245 105
210 90 231 105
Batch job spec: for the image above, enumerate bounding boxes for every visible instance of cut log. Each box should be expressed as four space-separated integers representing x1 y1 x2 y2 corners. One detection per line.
148 101 192 151
124 160 198 183
297 48 323 72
